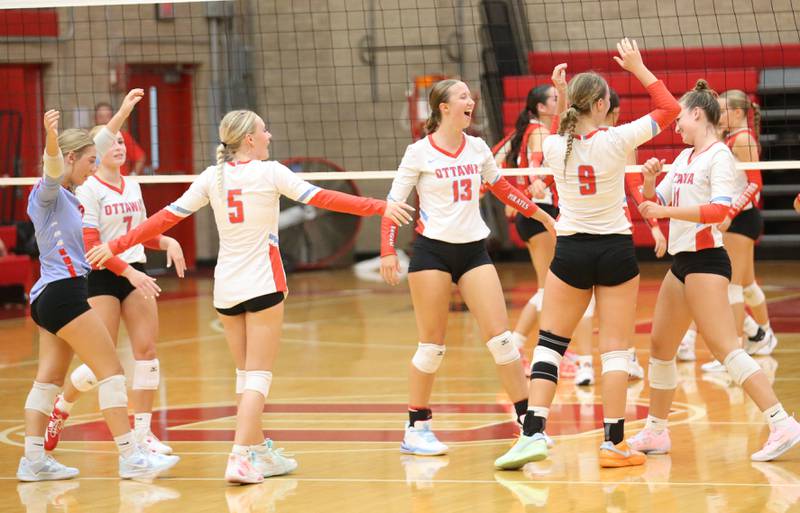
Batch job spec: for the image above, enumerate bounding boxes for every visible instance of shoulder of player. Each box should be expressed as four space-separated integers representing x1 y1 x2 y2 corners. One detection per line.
463 134 491 152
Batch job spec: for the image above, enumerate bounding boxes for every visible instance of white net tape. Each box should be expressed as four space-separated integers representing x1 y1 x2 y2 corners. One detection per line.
2 161 798 186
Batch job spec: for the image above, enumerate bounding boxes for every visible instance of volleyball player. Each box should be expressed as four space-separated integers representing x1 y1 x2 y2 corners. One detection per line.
628 80 800 462
494 38 681 470
19 99 178 481
44 119 187 455
86 109 415 484
379 78 557 456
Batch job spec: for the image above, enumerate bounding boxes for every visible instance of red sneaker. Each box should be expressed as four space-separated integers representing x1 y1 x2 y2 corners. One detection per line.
44 402 70 451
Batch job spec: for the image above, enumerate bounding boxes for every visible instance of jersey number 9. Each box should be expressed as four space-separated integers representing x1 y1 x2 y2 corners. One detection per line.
578 165 597 196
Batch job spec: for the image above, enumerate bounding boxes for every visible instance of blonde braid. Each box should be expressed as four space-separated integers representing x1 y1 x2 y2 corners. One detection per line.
559 108 579 176
215 142 227 203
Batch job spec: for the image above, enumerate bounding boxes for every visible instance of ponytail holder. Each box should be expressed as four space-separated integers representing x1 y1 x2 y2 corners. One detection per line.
220 142 228 148
569 104 578 110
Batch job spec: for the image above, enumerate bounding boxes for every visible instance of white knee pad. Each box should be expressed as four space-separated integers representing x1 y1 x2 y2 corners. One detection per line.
728 284 744 305
583 293 596 318
486 331 520 365
648 357 678 390
411 343 445 374
743 282 766 306
132 359 159 390
528 289 544 311
244 370 273 398
235 368 246 394
98 375 128 410
24 382 60 415
723 349 761 386
601 350 629 375
70 364 98 393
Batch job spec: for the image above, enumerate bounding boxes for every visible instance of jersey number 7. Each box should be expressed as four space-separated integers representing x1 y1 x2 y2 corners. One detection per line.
228 189 244 223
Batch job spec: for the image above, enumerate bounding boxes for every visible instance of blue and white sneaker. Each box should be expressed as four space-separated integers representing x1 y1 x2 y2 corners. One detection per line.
119 448 180 479
252 439 297 477
400 421 448 456
17 455 79 482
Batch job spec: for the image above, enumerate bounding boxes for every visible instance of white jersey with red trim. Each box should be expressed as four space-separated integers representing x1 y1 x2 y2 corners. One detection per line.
655 142 736 254
165 160 323 309
75 175 148 264
542 115 660 235
524 120 554 206
726 128 758 210
388 134 504 244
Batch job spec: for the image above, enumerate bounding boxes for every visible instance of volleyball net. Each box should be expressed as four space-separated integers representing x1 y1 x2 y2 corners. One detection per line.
0 0 798 263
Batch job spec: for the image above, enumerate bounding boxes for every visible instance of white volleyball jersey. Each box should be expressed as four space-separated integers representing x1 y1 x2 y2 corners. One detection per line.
387 134 504 243
655 142 736 254
76 175 148 264
165 160 322 309
542 115 660 235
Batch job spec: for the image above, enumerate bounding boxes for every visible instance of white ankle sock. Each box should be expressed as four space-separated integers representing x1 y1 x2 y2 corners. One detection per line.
232 444 249 456
577 355 593 366
645 415 668 434
55 394 74 414
114 432 137 458
134 412 152 434
764 403 791 430
24 436 45 462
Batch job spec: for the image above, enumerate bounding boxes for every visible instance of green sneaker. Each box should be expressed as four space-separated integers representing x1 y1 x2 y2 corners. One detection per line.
494 433 548 470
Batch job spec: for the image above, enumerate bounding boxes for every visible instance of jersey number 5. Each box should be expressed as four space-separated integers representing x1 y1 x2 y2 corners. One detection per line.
227 189 244 223
452 179 472 202
578 165 597 196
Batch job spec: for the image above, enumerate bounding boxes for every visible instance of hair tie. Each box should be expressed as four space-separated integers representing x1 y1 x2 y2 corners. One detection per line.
569 103 578 110
221 142 228 148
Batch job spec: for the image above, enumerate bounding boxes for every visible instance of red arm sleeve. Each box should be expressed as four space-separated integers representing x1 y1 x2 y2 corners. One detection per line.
142 235 164 251
380 216 399 257
83 227 129 275
487 178 540 217
625 174 659 229
699 203 730 224
307 189 386 217
728 182 760 219
550 114 559 134
108 209 183 255
646 81 681 131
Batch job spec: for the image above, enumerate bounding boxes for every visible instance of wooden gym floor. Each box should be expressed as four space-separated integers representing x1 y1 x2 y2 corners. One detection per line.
0 261 799 513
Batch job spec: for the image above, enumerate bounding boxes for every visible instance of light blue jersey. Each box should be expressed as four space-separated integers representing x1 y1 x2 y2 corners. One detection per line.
27 165 91 303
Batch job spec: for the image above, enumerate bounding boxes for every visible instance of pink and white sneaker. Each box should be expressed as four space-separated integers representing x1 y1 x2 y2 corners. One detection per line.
225 452 264 485
627 428 671 455
752 418 800 462
44 404 69 451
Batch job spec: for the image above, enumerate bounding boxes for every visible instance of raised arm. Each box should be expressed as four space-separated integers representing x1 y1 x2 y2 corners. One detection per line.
43 110 63 180
613 39 680 131
551 63 568 134
104 89 144 137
